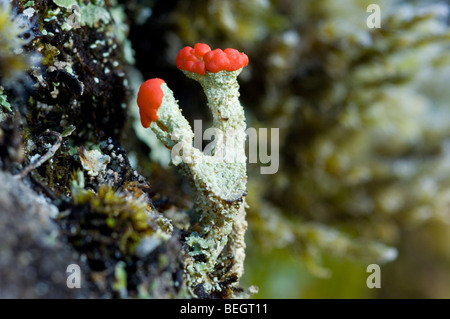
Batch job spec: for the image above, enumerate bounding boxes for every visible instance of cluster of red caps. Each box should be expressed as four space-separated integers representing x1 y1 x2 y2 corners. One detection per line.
137 43 249 128
175 43 249 75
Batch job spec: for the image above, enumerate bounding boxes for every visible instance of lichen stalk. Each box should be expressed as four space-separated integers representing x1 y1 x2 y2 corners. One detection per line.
145 68 248 295
182 70 248 287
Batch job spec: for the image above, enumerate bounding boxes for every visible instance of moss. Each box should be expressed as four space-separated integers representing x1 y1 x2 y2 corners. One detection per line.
40 43 60 66
59 175 186 298
69 184 155 257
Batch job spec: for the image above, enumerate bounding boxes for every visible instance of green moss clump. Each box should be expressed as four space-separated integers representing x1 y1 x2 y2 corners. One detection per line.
68 183 156 259
58 171 183 298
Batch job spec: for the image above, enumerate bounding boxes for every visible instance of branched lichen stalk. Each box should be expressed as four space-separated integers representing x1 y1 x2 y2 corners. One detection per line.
137 44 249 296
181 69 247 287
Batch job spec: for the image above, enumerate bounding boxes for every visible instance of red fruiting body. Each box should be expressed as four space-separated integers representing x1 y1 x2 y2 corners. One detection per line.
175 43 249 75
137 78 165 128
224 48 249 70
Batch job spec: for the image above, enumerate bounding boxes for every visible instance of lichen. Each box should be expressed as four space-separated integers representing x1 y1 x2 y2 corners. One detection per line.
137 46 250 297
78 146 110 176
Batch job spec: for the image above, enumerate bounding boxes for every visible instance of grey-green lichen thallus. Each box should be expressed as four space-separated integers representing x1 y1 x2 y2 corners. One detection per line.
137 43 251 296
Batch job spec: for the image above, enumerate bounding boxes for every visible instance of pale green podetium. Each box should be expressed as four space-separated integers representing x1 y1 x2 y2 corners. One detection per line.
148 69 248 296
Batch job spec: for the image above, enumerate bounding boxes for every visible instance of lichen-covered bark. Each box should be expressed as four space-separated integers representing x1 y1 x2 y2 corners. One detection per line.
0 171 89 298
0 0 191 299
